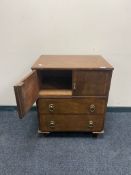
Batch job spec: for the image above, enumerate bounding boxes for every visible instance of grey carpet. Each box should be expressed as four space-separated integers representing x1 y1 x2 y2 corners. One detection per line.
0 111 131 175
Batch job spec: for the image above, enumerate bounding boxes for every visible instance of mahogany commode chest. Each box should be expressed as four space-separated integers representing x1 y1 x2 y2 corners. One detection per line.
14 55 114 136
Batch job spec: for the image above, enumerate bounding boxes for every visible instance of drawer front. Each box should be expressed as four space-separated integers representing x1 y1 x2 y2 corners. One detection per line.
37 97 107 114
39 114 104 132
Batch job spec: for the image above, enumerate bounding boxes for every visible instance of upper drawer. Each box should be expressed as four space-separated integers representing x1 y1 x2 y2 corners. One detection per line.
37 97 107 114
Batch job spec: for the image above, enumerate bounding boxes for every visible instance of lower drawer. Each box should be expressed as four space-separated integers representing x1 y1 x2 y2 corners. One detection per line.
39 114 104 132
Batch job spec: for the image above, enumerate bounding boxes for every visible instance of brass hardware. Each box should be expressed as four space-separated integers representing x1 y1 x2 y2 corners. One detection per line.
49 121 55 128
73 82 76 90
89 104 96 113
88 120 94 128
49 104 55 112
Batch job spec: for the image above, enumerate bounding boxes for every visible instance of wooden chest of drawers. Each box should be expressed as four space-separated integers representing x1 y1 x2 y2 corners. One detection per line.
14 55 113 136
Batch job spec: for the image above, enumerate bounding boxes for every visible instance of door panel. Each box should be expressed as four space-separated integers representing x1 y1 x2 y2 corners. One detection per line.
14 70 39 118
73 70 111 96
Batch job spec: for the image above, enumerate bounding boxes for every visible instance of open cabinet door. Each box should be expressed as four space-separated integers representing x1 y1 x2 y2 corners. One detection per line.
14 70 39 118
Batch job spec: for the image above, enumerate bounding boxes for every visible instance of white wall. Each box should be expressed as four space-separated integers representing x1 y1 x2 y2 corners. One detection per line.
0 0 131 106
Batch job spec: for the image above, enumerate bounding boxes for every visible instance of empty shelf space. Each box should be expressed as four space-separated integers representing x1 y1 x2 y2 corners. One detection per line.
39 89 72 97
37 70 72 90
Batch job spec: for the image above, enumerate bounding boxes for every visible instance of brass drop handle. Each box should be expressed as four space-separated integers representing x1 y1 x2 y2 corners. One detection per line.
89 104 96 113
88 120 94 128
49 104 55 112
49 121 55 128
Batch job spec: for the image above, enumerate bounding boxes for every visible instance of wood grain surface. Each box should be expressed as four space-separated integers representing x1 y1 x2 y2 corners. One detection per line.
14 70 39 118
39 114 104 132
32 55 114 70
37 97 107 114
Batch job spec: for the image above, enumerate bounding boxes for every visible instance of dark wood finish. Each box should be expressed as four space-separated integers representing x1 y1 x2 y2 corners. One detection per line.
37 97 106 114
32 55 114 70
14 70 39 118
14 55 114 134
73 70 112 96
39 114 104 132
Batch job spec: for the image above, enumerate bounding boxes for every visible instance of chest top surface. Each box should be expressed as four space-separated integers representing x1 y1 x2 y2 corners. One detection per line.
31 55 113 70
